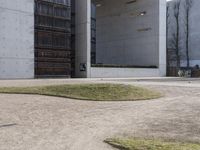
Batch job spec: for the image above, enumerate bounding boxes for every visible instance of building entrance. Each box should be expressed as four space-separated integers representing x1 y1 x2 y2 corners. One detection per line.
34 0 72 77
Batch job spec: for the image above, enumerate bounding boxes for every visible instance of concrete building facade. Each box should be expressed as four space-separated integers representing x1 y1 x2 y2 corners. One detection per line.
0 0 166 79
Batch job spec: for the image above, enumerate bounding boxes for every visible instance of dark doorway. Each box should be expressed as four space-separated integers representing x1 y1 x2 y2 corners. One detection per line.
34 0 72 78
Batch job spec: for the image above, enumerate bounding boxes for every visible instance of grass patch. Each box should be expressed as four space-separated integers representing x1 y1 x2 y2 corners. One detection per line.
0 84 161 101
104 138 200 150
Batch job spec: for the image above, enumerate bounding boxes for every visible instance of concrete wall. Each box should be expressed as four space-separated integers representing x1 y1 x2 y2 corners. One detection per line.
90 67 160 78
95 0 161 67
0 0 34 79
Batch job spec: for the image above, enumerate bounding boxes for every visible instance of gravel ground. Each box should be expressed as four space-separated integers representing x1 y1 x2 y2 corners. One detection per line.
0 78 200 150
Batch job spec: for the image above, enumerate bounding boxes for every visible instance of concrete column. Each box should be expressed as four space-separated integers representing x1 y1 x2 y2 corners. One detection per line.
159 0 167 76
75 0 91 78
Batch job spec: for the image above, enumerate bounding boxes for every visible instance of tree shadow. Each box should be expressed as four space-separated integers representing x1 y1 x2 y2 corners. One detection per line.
0 123 17 128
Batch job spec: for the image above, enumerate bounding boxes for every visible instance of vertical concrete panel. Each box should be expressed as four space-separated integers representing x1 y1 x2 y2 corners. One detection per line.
75 0 91 78
0 0 34 79
159 0 167 76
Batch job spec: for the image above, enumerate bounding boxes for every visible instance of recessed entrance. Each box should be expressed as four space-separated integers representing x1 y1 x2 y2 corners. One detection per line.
91 0 159 68
34 0 72 78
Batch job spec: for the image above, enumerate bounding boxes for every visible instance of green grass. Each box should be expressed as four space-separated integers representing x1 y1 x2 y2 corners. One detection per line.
0 84 161 101
104 138 200 150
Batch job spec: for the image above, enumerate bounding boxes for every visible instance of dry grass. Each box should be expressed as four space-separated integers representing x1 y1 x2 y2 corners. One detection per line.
105 138 200 150
0 84 161 101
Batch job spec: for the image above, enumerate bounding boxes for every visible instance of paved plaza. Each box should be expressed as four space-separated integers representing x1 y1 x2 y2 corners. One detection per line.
0 78 200 150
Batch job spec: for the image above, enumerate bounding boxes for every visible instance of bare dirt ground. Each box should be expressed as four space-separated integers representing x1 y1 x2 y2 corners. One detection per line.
0 78 200 150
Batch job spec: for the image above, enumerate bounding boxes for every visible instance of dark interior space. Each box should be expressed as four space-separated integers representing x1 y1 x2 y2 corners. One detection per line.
34 0 73 78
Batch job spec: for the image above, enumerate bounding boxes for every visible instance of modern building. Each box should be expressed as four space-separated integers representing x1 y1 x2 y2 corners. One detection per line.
0 0 166 79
